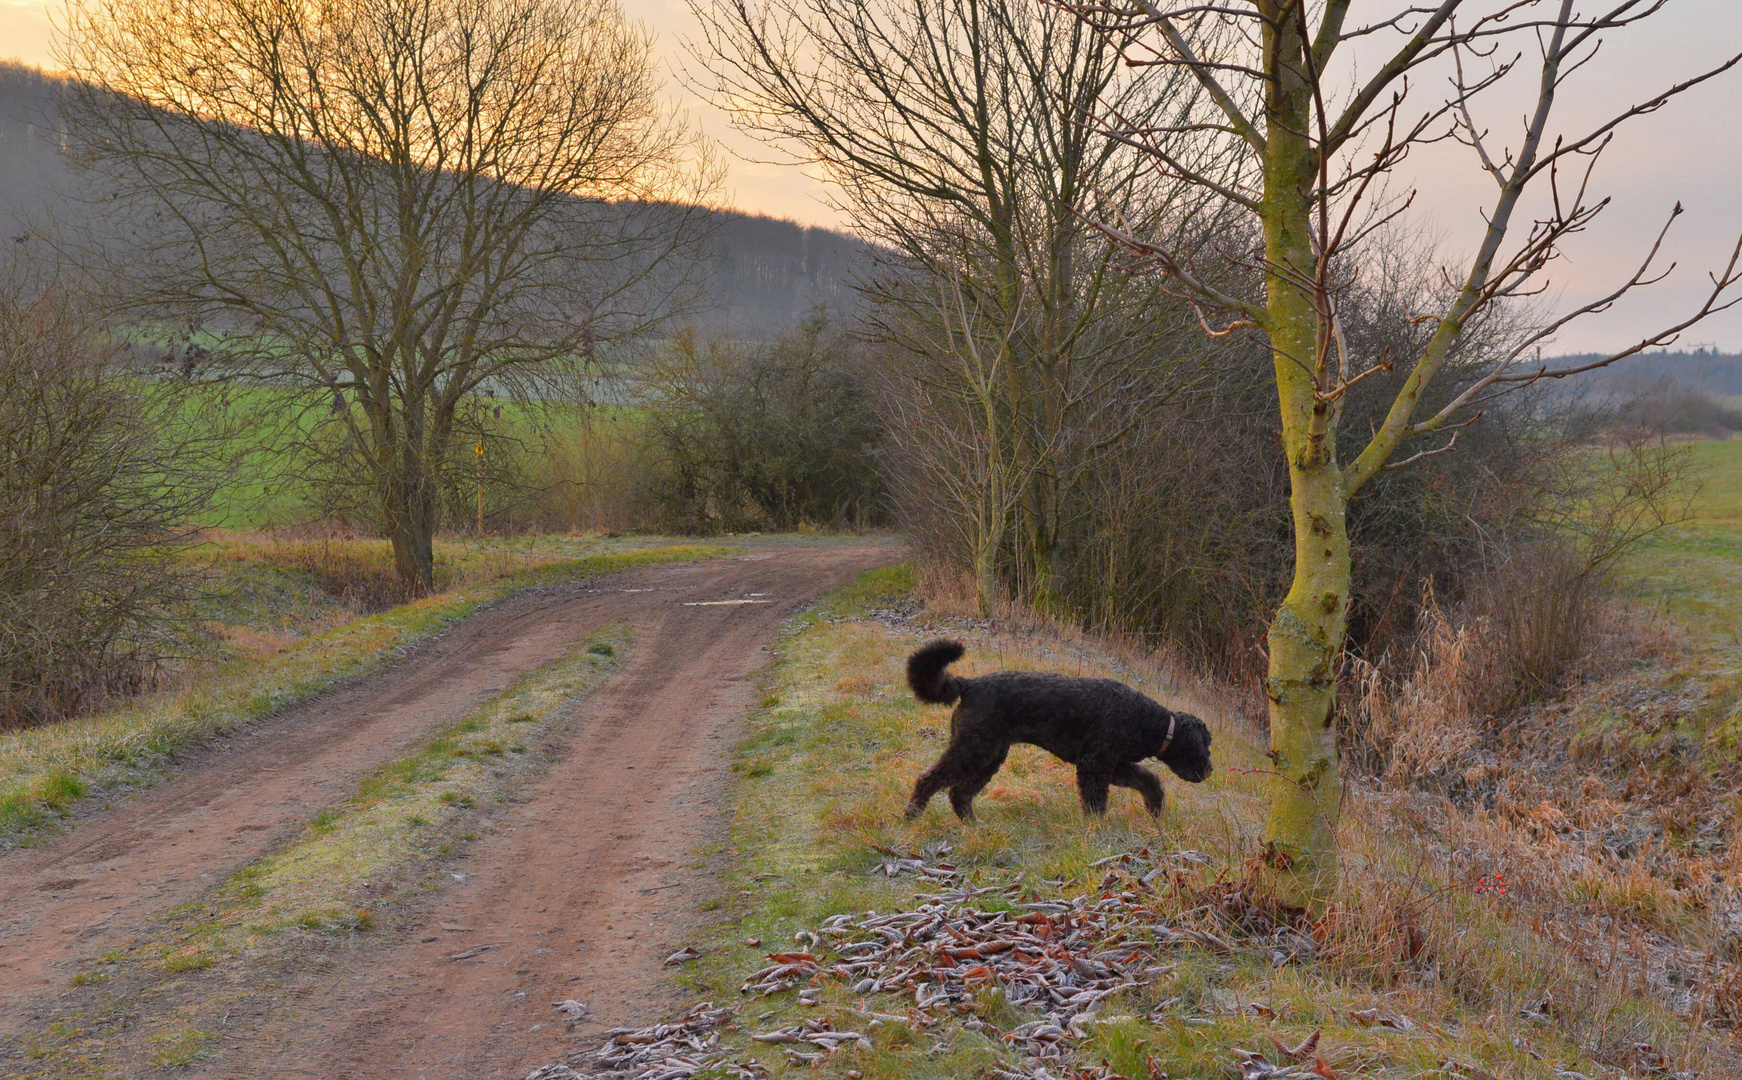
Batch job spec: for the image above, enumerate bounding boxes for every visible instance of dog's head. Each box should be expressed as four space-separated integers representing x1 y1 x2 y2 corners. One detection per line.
1156 711 1213 783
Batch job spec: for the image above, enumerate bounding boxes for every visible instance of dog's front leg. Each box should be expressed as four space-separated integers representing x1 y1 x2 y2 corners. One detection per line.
947 787 978 821
1075 766 1111 816
1112 761 1166 816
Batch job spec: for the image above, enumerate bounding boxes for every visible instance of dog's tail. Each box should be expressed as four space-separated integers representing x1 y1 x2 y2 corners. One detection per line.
907 639 966 705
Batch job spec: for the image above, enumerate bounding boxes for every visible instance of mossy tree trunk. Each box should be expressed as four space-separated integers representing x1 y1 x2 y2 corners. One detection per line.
1254 0 1345 908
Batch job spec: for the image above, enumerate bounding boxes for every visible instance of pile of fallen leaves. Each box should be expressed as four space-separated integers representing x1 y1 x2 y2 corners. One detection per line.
529 850 1380 1080
527 1002 760 1080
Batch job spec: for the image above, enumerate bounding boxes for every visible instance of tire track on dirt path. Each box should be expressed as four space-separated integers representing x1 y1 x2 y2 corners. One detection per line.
217 542 896 1080
0 544 890 1041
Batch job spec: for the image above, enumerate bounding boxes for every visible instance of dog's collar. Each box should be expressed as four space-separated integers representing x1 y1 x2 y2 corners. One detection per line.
1157 713 1176 757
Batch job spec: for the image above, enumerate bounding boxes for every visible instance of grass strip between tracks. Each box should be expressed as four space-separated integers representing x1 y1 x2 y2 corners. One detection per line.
201 618 633 945
0 543 731 845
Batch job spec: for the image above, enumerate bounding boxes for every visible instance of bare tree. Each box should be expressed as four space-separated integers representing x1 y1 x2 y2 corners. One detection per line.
880 270 1056 612
689 0 1238 611
1068 0 1742 906
63 0 715 586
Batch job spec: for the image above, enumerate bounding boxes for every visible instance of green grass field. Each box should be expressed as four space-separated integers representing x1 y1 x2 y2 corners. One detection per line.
177 383 316 528
1625 438 1742 642
169 381 624 529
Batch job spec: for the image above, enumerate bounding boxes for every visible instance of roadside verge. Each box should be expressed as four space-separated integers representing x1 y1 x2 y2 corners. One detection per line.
528 565 1720 1080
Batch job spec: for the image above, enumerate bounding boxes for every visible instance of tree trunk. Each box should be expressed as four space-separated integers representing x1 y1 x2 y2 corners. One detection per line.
1021 479 1061 614
384 461 438 590
1258 1 1344 910
972 518 1002 618
973 417 1009 618
1261 466 1347 908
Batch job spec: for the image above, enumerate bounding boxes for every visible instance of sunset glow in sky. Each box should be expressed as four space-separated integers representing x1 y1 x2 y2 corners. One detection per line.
4 0 1740 351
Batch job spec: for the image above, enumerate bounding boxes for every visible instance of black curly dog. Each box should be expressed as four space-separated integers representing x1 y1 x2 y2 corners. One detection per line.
904 640 1213 821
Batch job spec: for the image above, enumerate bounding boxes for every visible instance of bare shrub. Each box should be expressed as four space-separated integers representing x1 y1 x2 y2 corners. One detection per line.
0 259 229 728
515 410 650 534
1576 373 1742 439
1466 430 1693 718
883 229 1572 693
1345 430 1693 782
1351 561 1630 786
638 313 885 533
1048 336 1288 678
1461 544 1607 717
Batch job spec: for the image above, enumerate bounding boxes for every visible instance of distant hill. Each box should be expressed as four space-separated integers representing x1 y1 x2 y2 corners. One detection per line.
0 60 866 335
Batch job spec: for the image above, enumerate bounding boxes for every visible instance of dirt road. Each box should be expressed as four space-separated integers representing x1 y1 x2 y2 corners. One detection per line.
0 541 896 1076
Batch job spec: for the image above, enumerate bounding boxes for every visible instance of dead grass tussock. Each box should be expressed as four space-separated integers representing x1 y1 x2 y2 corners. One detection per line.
1346 564 1691 786
1347 601 1482 785
664 566 1739 1080
1338 588 1742 1066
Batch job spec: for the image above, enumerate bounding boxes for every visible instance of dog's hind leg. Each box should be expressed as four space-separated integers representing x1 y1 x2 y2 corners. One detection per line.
906 740 979 820
907 741 1006 822
1112 762 1166 816
1075 765 1112 816
905 761 952 820
946 745 1008 822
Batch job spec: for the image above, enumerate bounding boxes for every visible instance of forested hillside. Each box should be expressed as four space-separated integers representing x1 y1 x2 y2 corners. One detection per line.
0 60 864 334
0 62 69 237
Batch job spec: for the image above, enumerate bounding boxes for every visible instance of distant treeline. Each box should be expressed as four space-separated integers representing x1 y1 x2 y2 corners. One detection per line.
0 60 865 335
1546 348 1742 398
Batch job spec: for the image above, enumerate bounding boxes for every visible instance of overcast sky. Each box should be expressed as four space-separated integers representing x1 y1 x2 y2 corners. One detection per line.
4 0 1740 351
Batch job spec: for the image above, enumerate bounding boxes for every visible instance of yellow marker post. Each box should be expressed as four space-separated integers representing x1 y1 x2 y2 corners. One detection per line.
475 443 485 535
